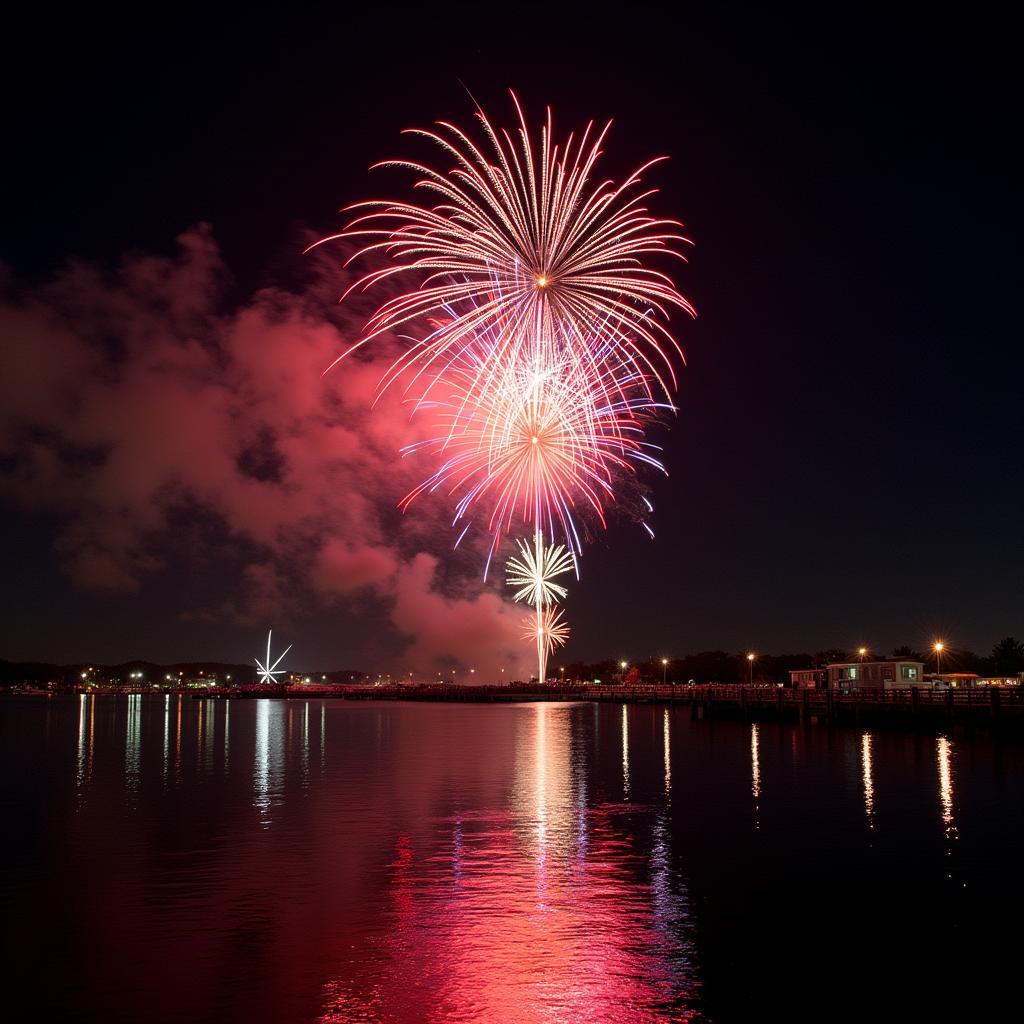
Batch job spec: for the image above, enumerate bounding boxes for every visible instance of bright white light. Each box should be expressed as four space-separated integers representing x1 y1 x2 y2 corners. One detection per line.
255 629 292 686
506 536 574 606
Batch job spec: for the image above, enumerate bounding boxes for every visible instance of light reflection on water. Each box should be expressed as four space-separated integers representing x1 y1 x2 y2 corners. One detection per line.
76 693 92 794
125 693 142 800
253 698 286 824
3 695 1022 1023
664 707 672 796
937 734 957 842
321 702 696 1023
622 702 631 801
861 732 875 828
750 722 761 800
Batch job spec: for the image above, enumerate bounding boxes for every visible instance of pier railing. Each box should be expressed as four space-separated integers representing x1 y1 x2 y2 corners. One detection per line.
197 680 1023 725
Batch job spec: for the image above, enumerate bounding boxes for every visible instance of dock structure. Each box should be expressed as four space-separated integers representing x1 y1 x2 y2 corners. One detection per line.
200 682 1024 728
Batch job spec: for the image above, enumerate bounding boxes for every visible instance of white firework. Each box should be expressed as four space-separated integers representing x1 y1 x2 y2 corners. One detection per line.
523 605 571 657
506 531 574 684
506 535 575 607
255 629 292 686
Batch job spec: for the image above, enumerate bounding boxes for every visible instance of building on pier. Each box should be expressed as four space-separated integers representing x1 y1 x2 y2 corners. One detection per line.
827 659 927 691
789 668 828 689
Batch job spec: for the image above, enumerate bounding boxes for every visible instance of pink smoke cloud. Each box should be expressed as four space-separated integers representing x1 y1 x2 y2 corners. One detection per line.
0 226 529 677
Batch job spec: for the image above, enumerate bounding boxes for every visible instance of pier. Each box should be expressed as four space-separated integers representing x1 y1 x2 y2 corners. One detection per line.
199 682 1024 729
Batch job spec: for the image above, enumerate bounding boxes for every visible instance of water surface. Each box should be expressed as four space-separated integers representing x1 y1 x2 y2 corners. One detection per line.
2 696 1021 1022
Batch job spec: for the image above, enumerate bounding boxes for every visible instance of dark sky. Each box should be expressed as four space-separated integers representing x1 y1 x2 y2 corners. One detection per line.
2 6 1020 670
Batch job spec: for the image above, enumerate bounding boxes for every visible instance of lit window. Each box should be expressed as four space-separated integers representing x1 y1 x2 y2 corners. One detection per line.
901 666 918 680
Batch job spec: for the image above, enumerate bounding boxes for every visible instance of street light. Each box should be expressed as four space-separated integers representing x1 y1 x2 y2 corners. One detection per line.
661 657 669 686
747 652 756 686
933 640 945 677
858 646 868 661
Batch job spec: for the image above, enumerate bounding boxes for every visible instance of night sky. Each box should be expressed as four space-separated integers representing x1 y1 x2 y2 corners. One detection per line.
2 7 1020 672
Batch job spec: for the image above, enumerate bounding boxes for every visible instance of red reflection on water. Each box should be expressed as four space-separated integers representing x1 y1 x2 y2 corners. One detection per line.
318 704 698 1023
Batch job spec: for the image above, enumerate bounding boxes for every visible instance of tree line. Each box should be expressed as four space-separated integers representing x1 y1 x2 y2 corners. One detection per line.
556 638 1024 685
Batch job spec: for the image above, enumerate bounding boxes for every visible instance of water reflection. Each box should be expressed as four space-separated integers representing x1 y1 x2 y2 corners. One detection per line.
301 701 310 785
319 702 698 1022
254 699 269 820
320 702 326 770
663 708 672 796
253 699 284 823
125 694 142 798
196 699 204 772
512 703 576 875
937 735 958 841
162 694 170 784
76 693 93 796
17 696 1024 1023
203 699 215 769
861 732 875 829
621 703 631 801
750 723 762 801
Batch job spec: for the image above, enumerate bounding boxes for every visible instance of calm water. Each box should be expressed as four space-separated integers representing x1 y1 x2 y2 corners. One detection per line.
2 696 1022 1022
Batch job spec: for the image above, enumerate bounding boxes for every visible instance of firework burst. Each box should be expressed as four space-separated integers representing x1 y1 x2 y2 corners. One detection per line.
522 605 570 657
321 94 694 678
506 533 575 606
401 321 671 563
506 531 574 683
255 629 291 686
314 90 694 400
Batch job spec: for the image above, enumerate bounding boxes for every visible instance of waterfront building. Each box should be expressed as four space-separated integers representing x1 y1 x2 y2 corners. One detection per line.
936 672 1024 688
789 668 828 689
827 659 926 690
